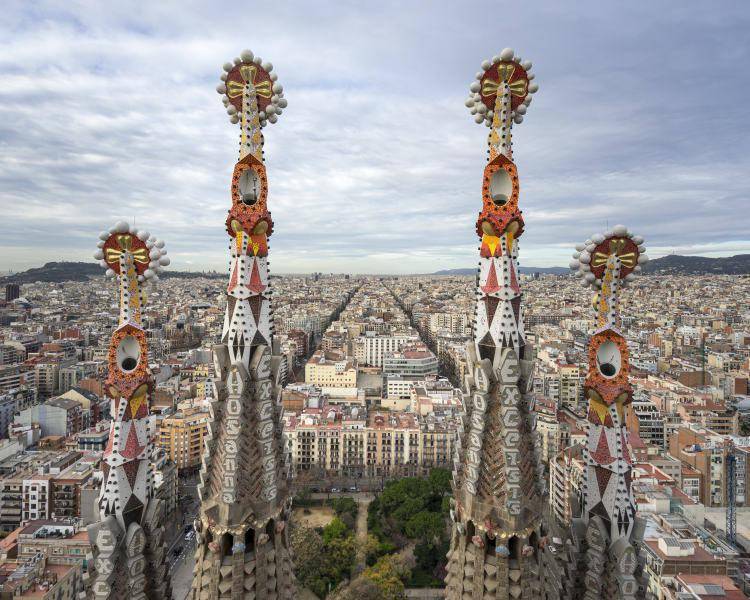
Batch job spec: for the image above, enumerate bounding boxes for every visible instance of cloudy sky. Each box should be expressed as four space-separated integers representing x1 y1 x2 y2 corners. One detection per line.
1 1 748 274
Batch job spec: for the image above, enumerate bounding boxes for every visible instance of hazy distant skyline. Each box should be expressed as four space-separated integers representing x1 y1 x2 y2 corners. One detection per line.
1 1 749 274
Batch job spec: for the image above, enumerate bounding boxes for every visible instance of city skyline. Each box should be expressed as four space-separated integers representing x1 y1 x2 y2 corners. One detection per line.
1 1 749 274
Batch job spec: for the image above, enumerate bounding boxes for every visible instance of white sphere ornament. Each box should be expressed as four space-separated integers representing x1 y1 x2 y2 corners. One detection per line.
579 252 591 264
521 60 532 70
632 235 644 245
469 81 480 92
592 233 605 244
575 243 585 252
500 48 514 60
159 257 171 266
240 49 254 62
262 61 273 72
492 55 501 64
216 84 226 94
638 254 650 264
94 249 104 260
528 83 539 93
114 220 129 233
105 269 115 278
465 97 475 108
613 224 628 236
481 60 491 70
99 231 109 241
144 269 154 279
223 62 233 72
513 114 524 124
269 114 278 124
569 260 580 270
230 115 239 124
96 240 105 248
278 98 288 108
272 82 283 94
137 230 149 241
516 105 527 115
253 56 262 65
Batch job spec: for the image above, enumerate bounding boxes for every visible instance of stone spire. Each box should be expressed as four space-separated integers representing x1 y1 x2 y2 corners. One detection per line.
189 48 295 600
445 47 547 600
87 222 171 600
568 227 649 599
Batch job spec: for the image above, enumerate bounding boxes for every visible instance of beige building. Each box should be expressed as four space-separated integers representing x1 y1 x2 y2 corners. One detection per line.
287 408 455 479
304 351 357 389
158 409 208 470
549 445 584 525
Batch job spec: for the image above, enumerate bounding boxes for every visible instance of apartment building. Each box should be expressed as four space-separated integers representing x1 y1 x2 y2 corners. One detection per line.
157 408 208 470
304 351 357 390
382 345 438 378
362 333 417 367
287 407 456 479
668 425 748 507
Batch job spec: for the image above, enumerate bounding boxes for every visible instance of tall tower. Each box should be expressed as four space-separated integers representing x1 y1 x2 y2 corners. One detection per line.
190 49 295 599
87 221 171 600
569 226 649 598
445 48 546 600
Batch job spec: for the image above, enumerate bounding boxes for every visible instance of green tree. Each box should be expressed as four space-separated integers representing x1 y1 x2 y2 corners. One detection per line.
405 511 444 541
361 554 410 600
322 517 350 545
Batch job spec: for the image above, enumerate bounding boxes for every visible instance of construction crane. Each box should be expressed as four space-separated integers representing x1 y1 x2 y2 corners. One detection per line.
727 448 737 545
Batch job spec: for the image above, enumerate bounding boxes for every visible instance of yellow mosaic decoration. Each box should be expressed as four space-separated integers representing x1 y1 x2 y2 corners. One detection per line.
105 235 149 265
227 65 272 99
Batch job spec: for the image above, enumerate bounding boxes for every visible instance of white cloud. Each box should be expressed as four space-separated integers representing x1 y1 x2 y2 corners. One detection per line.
0 1 748 274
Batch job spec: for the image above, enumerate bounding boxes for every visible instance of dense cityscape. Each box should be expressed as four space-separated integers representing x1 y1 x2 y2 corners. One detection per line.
0 270 747 598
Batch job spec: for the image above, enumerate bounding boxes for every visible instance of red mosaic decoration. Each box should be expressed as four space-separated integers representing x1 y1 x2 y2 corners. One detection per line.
225 156 274 239
588 237 639 279
102 234 150 275
479 61 530 111
591 429 614 465
476 154 524 239
106 324 149 398
584 330 632 406
122 425 145 460
225 63 273 113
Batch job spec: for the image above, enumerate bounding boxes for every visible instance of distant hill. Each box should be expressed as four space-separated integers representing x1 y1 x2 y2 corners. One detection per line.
0 261 225 284
642 254 750 275
433 266 569 276
434 254 750 277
